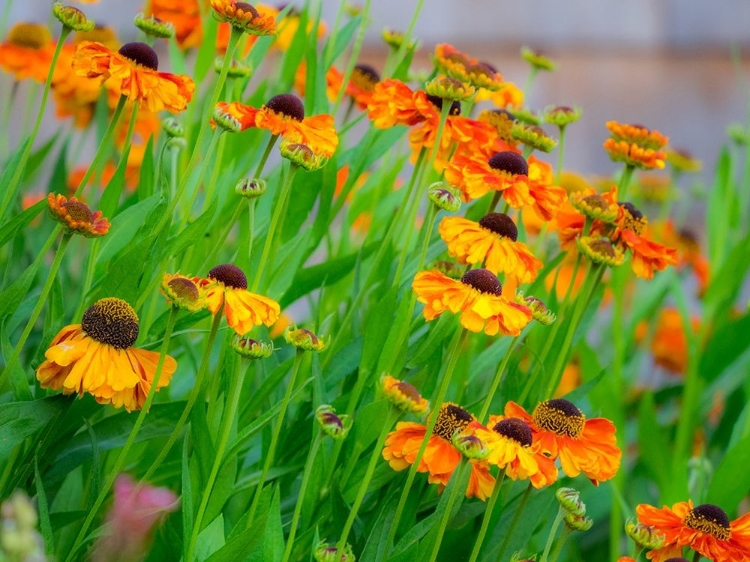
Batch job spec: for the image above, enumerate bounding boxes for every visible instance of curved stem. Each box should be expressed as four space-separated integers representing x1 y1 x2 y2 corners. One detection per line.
547 527 572 562
468 473 506 562
245 350 304 529
427 459 469 562
540 509 565 562
186 357 248 561
478 336 518 421
496 482 533 561
65 306 179 562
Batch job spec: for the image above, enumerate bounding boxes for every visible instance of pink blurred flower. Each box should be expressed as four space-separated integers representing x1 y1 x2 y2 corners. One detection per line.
91 474 179 562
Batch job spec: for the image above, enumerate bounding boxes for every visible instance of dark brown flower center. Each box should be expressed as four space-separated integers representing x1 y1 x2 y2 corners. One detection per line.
525 296 547 312
488 151 528 176
167 277 200 302
8 23 51 49
118 42 159 70
234 2 260 17
493 418 533 447
425 94 461 116
62 201 93 223
444 52 469 66
479 213 518 241
82 297 139 349
582 194 609 211
619 201 643 220
396 381 421 402
434 403 473 441
264 94 305 121
461 269 502 296
552 106 574 114
351 64 380 92
320 412 343 428
685 504 731 541
589 239 616 258
208 264 248 290
532 398 585 439
663 559 690 562
492 109 516 121
619 202 647 235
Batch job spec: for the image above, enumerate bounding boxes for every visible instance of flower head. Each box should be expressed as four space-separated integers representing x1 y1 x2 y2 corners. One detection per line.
603 122 668 170
556 487 587 516
425 75 475 102
162 117 184 138
146 0 202 49
381 28 419 52
235 178 267 199
564 512 594 532
284 327 326 352
313 540 355 562
279 140 328 171
511 123 558 153
213 104 243 133
381 375 428 414
626 518 666 551
606 121 669 150
477 109 517 145
230 336 273 359
37 298 177 412
428 182 462 212
569 191 620 223
211 1 277 35
577 236 625 267
315 405 351 440
515 293 556 326
0 23 55 82
53 3 95 32
667 148 702 173
215 56 252 78
521 46 556 72
544 105 582 127
48 193 110 237
133 12 175 39
615 202 678 279
161 273 205 311
433 44 504 91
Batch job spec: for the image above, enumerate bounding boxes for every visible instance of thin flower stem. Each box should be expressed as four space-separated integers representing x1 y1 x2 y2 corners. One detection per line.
65 306 179 562
186 357 248 561
0 233 71 392
170 145 180 201
245 350 304 529
547 527 572 562
281 430 323 562
139 308 224 485
331 0 372 116
524 67 539 99
202 132 228 211
428 458 470 562
555 125 566 185
393 199 436 288
540 508 565 562
478 335 518 421
0 27 70 219
251 164 299 292
522 145 534 159
467 472 506 562
337 407 400 551
247 199 256 260
386 328 468 550
322 0 346 67
254 135 278 179
184 129 223 218
72 240 100 321
496 482 533 561
618 164 635 200
384 0 424 77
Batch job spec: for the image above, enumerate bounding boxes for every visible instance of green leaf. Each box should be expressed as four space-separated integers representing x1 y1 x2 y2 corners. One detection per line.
263 487 284 562
0 138 31 222
97 195 161 264
353 399 389 451
0 396 69 457
22 134 58 185
194 515 226 561
0 199 46 249
164 198 218 259
323 17 361 67
706 434 750 514
636 393 671 494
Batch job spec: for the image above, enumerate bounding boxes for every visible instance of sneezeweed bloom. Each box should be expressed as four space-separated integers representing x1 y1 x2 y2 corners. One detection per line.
147 0 202 49
196 264 281 335
279 140 328 171
521 46 557 72
607 121 669 150
235 178 267 199
511 122 558 153
53 3 95 32
381 375 429 414
577 236 625 267
0 23 55 82
439 213 542 283
381 28 419 52
315 405 351 440
382 403 495 500
320 63 380 110
73 41 195 113
603 122 669 170
133 12 176 39
428 182 462 212
433 44 505 91
213 104 243 133
512 106 542 126
515 293 556 326
446 150 531 203
313 540 355 562
616 202 678 279
425 75 475 102
556 487 587 517
230 336 273 359
666 148 702 173
162 117 184 138
544 105 582 127
635 307 700 375
452 433 489 460
504 399 622 484
412 268 532 336
626 518 666 551
161 273 205 312
284 327 326 352
90 474 179 562
471 417 558 488
211 1 277 35
477 109 517 146
37 298 177 412
569 191 620 223
48 193 110 237
636 501 750 562
564 512 594 532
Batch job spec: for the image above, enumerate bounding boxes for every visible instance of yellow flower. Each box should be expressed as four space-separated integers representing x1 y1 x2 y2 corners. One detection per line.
381 375 428 414
47 193 110 237
210 1 277 35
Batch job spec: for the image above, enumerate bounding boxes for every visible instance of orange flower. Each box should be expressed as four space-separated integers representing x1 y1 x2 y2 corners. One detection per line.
197 264 280 335
606 121 669 151
37 298 177 412
366 78 424 128
654 221 710 294
475 81 524 109
471 417 558 488
615 203 678 279
412 269 532 336
147 0 204 49
215 94 339 157
433 44 504 91
553 185 620 250
527 155 568 221
382 403 495 500
438 214 542 284
326 64 380 110
47 193 110 237
210 0 277 35
636 307 700 375
72 41 195 113
0 23 56 82
505 399 621 485
637 501 750 562
215 4 282 55
603 138 667 170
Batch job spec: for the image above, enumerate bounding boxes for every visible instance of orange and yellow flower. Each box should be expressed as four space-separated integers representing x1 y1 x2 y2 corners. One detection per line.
636 501 750 562
412 269 532 336
381 375 429 414
196 264 280 335
210 0 277 35
47 193 110 237
382 403 495 500
147 0 204 50
433 43 504 91
615 203 678 279
603 122 669 170
37 298 177 412
0 23 56 82
504 399 621 485
72 41 195 113
438 214 542 283
635 307 700 375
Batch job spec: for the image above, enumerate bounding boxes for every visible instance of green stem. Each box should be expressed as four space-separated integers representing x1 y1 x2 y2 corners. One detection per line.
0 233 71 392
479 336 518 421
692 551 701 562
524 67 538 99
522 145 534 159
386 328 468 550
251 164 299 292
384 0 424 77
540 509 565 562
247 198 256 261
337 408 399 551
186 356 248 561
618 164 635 200
467 473 506 562
496 482 533 561
555 126 566 185
169 145 180 201
547 527 572 562
139 308 224 485
72 240 99 321
184 129 223 218
428 459 470 562
202 132 228 210
331 0 372 116
281 431 323 562
254 134 279 179
393 201 437 288
245 350 304 529
65 306 179 562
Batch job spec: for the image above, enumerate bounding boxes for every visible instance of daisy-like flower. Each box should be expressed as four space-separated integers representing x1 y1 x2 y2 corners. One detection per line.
615 202 678 279
196 264 280 336
577 236 625 267
284 327 326 352
504 399 621 485
521 46 556 72
36 298 177 412
382 403 495 500
325 63 380 110
160 273 205 312
606 121 669 150
47 193 110 237
146 0 203 49
72 41 195 113
667 148 702 173
438 213 542 284
603 122 669 170
636 501 750 562
569 190 620 223
635 307 700 375
210 1 277 35
477 109 517 147
511 123 558 153
215 94 339 157
471 417 558 488
412 268 532 336
433 43 504 91
0 23 55 82
381 374 429 414
474 80 524 111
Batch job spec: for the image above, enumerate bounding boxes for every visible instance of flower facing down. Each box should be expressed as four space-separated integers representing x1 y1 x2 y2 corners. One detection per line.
91 474 179 562
73 41 195 113
412 268 532 336
382 403 495 500
381 375 429 414
36 298 177 412
161 273 205 312
48 193 110 237
504 399 621 485
284 327 326 352
615 202 678 279
0 23 55 82
603 122 669 170
636 501 750 562
196 264 280 335
211 1 277 35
